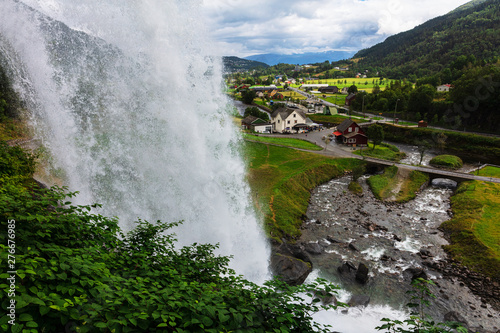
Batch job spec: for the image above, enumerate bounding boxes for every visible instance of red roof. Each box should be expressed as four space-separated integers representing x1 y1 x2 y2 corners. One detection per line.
333 131 342 136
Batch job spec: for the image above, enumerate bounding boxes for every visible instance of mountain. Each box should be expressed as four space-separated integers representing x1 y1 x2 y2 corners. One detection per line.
450 0 490 13
244 51 356 66
222 56 268 73
352 0 500 78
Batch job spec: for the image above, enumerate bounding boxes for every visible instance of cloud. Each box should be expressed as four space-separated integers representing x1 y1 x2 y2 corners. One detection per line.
201 0 471 57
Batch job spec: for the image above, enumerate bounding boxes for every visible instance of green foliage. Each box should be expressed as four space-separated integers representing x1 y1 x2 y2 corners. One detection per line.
243 106 270 120
353 0 500 79
243 134 323 151
429 154 463 169
381 124 500 164
0 142 36 179
354 143 405 162
440 180 500 280
348 181 363 195
0 144 346 332
367 166 398 200
244 141 362 241
240 89 257 105
376 279 468 333
366 124 385 150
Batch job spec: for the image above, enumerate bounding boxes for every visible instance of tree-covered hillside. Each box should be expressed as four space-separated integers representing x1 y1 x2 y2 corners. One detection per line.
353 0 500 78
222 56 269 73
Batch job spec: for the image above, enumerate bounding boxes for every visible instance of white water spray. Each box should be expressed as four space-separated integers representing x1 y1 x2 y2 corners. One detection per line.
0 0 270 282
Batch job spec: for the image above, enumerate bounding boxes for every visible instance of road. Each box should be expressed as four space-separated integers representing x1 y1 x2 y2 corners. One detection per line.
256 131 500 184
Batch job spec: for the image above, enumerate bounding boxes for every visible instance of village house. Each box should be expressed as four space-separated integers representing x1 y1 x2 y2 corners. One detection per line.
345 93 356 106
318 86 339 94
271 107 308 133
437 84 452 92
333 119 368 147
241 115 272 133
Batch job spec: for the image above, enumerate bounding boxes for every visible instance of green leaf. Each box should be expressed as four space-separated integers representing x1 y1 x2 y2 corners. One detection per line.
19 313 33 321
26 321 38 328
40 306 50 316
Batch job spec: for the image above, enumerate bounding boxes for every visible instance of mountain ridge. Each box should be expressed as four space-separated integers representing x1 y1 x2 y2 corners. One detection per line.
243 50 356 66
351 0 500 78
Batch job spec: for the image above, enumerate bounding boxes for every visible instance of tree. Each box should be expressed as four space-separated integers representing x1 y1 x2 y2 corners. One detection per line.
407 84 435 115
433 131 448 153
347 84 358 94
241 89 257 104
244 106 269 120
416 140 431 165
367 124 384 150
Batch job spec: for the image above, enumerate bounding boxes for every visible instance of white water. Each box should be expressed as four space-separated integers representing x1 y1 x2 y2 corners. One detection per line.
0 0 269 282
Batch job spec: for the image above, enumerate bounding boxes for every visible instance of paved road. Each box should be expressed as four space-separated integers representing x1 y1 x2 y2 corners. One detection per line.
256 131 500 184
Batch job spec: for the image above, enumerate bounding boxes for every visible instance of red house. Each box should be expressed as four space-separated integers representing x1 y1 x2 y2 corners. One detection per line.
333 119 368 147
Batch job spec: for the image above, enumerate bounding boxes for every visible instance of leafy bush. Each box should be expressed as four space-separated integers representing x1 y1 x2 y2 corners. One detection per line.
429 154 463 169
1 144 345 332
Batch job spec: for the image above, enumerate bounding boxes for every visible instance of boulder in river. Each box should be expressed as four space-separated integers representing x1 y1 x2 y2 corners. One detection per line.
348 295 371 307
271 242 313 286
304 242 322 255
271 253 312 286
355 263 370 284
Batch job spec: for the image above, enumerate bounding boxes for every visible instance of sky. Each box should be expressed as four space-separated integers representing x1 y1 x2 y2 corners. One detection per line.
202 0 472 58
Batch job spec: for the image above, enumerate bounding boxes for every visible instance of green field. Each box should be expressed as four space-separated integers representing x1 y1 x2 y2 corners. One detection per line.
243 134 323 151
441 180 500 280
353 142 406 162
367 166 429 202
244 141 361 241
475 165 500 178
300 77 391 93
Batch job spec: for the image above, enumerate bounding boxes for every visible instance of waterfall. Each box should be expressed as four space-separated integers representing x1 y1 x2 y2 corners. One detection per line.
0 0 270 282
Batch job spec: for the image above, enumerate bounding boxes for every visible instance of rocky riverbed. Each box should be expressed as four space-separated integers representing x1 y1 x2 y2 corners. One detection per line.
296 175 499 333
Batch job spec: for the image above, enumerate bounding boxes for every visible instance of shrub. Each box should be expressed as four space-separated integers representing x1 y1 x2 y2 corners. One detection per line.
429 154 463 169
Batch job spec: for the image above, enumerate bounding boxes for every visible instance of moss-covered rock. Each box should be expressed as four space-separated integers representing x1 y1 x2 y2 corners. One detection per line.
430 154 463 169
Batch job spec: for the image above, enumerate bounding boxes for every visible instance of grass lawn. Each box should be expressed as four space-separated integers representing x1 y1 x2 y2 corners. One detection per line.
441 180 500 280
475 166 500 178
307 114 352 125
429 154 463 169
244 141 362 242
367 166 429 202
353 142 406 162
243 134 323 151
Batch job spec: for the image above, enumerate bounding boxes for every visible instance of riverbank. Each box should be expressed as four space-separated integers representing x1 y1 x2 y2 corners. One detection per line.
244 141 362 242
300 175 500 332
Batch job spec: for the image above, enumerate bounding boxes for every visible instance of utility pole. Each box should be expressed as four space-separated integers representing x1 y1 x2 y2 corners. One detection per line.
362 95 366 119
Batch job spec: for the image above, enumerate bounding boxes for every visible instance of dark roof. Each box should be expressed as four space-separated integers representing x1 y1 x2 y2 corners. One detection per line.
344 132 367 138
337 119 355 132
346 93 356 100
271 107 306 120
242 115 259 125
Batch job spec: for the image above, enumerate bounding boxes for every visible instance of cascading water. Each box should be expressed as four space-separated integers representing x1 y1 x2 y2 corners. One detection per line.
0 0 270 282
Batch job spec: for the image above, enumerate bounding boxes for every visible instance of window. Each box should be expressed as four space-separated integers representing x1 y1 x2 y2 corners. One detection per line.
355 127 359 132
278 120 280 123
287 120 290 124
349 139 355 143
295 120 297 124
293 114 296 118
348 127 352 132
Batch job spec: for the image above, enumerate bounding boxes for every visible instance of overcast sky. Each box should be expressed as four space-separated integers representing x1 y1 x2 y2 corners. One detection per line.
202 0 471 57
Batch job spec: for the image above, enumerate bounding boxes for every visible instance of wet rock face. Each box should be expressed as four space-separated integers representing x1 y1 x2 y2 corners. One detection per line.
270 243 312 286
300 175 500 332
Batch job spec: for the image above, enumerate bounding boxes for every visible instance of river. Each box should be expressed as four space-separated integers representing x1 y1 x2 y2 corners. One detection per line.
300 175 499 333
